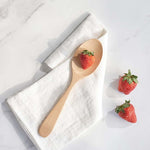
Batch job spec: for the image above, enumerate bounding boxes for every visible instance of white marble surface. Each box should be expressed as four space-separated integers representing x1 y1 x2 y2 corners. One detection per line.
0 0 150 150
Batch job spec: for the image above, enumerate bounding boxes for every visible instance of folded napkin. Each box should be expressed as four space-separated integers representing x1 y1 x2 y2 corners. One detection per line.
7 13 108 150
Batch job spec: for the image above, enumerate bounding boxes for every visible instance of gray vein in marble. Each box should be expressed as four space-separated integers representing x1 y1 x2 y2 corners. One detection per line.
125 14 150 41
0 0 15 19
24 2 44 23
0 0 45 45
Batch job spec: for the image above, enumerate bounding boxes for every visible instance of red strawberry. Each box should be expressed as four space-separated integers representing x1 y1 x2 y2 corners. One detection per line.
115 100 137 123
118 69 138 95
80 50 95 69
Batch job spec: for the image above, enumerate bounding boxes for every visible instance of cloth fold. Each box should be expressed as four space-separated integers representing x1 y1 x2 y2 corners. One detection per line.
44 14 106 69
7 13 108 150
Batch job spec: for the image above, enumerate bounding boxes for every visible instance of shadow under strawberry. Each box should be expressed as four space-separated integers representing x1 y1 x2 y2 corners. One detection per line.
105 78 124 98
104 110 132 128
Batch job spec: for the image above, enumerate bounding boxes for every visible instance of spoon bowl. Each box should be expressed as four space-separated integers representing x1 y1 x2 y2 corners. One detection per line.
72 39 103 77
38 39 103 137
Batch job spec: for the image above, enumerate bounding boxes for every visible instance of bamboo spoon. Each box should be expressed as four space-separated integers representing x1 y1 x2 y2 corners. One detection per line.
38 39 103 137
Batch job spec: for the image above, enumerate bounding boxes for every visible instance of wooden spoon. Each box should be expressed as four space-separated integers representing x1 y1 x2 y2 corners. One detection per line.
38 39 103 137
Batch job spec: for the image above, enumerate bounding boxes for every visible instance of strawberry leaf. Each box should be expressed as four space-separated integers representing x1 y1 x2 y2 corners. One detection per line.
122 69 138 84
125 100 130 103
115 100 130 113
128 78 132 84
123 76 128 81
82 50 94 56
132 78 138 83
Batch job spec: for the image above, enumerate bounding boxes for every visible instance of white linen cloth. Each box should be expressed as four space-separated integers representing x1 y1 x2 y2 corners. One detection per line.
7 13 108 150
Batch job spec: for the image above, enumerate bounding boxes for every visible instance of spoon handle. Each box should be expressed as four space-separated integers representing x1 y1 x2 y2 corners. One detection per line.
38 77 77 137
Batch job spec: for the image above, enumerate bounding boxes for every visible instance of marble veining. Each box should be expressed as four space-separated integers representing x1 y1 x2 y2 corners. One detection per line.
0 0 150 150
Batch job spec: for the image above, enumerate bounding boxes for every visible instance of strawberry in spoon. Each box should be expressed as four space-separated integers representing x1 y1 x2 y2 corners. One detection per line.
80 50 95 69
